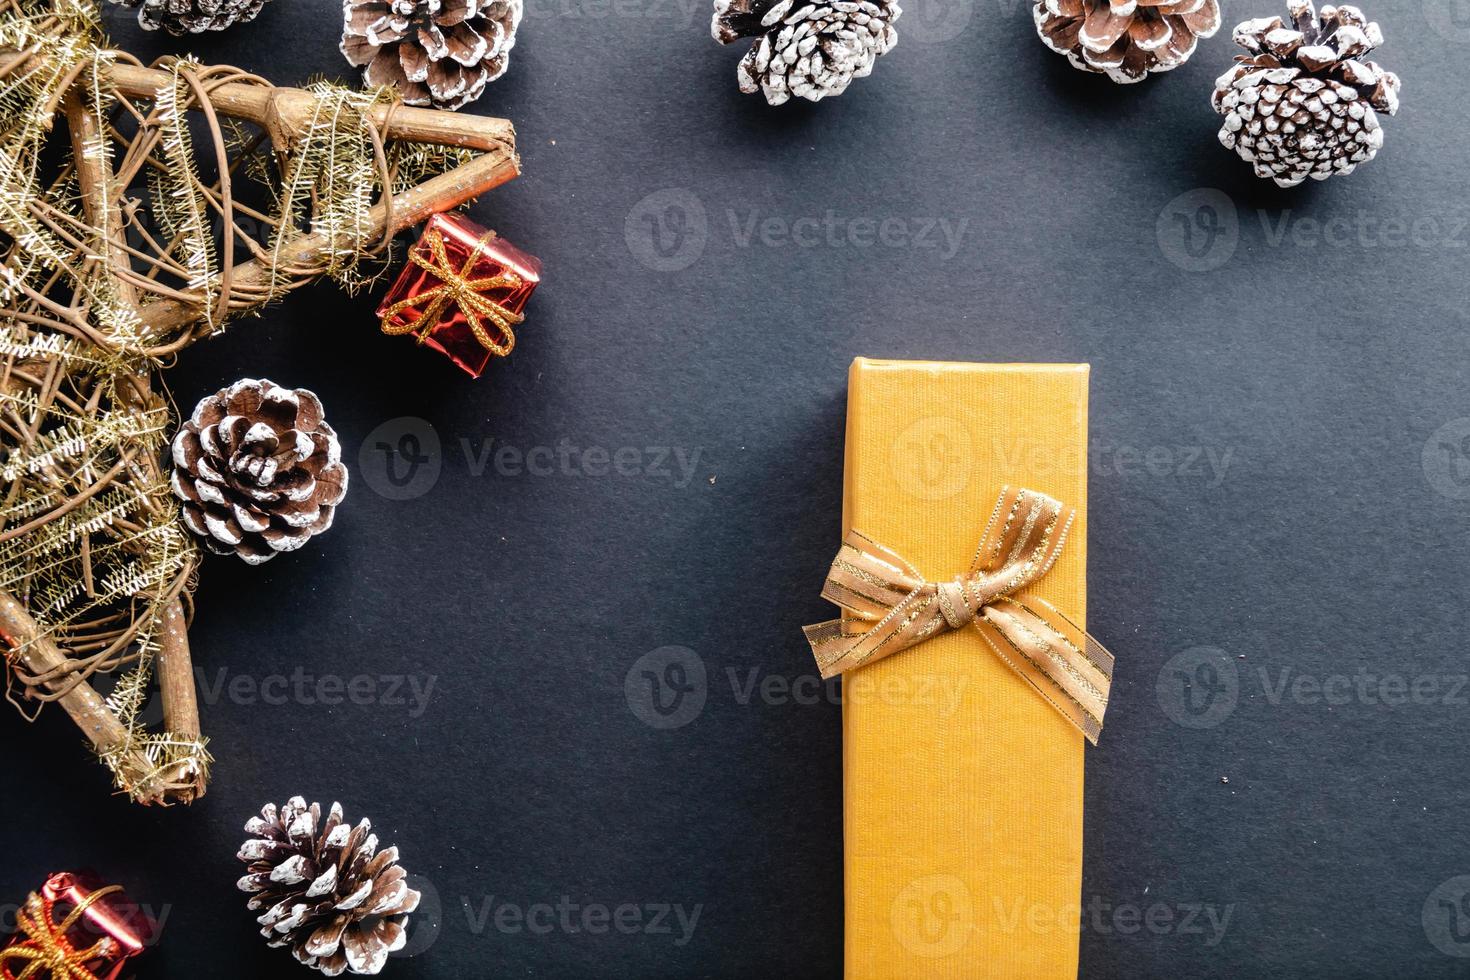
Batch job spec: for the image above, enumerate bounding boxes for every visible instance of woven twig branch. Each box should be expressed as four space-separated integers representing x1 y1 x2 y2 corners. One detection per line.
0 0 519 804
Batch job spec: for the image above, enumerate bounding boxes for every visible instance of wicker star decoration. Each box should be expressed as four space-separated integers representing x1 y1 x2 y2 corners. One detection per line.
0 0 519 804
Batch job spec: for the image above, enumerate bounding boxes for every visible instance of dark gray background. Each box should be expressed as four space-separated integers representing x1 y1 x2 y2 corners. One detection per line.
2 0 1468 977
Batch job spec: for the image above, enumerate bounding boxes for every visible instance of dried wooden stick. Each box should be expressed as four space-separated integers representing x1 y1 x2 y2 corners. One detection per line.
64 90 207 803
0 589 169 803
64 93 128 274
102 61 516 153
0 51 517 154
154 597 204 800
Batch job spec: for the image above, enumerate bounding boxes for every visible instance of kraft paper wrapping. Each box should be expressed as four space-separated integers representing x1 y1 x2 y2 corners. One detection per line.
841 358 1088 979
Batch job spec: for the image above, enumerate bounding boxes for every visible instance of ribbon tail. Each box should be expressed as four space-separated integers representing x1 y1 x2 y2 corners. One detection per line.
1020 594 1116 682
804 584 943 680
975 596 1112 745
803 617 866 679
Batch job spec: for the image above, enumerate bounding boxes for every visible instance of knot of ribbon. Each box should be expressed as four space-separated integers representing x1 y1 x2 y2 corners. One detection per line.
0 886 122 980
803 486 1114 743
379 228 524 356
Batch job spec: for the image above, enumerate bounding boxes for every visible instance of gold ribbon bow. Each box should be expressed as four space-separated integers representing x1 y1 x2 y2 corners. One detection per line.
803 486 1114 743
379 228 525 356
0 886 123 980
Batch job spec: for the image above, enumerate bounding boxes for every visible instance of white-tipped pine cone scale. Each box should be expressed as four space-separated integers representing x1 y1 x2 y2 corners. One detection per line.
1212 1 1400 187
1034 0 1222 83
171 380 348 565
712 0 902 106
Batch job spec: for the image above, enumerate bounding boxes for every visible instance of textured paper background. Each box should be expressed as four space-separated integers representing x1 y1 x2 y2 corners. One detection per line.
0 2 1467 978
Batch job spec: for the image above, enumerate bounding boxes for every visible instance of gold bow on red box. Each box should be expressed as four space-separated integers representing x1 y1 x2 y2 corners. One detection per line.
0 873 155 980
377 212 541 378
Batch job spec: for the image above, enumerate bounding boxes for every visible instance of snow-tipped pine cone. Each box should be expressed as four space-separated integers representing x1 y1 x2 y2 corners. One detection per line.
171 379 347 565
1212 1 1401 187
712 0 902 106
341 0 523 110
238 798 421 976
107 0 271 33
1033 0 1222 83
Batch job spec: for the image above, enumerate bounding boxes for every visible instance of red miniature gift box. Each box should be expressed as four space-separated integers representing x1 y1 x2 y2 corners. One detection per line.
377 211 541 379
1 871 158 980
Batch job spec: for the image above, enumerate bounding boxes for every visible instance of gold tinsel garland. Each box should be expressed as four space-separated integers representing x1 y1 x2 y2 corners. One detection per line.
0 0 519 803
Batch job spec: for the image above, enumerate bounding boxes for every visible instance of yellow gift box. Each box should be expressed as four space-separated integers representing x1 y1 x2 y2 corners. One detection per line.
829 358 1094 979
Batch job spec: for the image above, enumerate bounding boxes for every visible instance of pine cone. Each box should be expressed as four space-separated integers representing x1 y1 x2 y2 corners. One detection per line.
107 0 271 33
341 0 523 111
712 0 902 106
170 379 347 565
1213 1 1401 187
1033 0 1222 83
238 798 421 977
